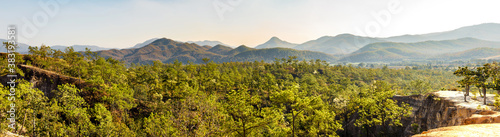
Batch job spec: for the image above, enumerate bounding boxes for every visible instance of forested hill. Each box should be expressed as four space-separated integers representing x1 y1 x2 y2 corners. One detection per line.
95 38 336 64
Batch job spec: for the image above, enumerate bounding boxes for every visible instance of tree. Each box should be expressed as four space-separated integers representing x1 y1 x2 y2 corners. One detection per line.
473 66 490 105
171 88 226 136
202 58 210 64
349 81 412 136
143 113 178 137
53 84 95 136
405 79 432 95
454 66 475 102
224 88 278 137
271 84 340 137
93 103 115 136
485 62 500 94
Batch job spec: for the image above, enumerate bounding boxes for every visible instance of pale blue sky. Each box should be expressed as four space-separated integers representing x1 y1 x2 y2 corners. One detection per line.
1 0 500 48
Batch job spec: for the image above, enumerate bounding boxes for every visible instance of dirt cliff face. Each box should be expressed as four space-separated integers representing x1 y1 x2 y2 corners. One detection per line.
0 64 86 98
410 94 477 134
394 91 500 137
1 63 102 106
0 54 89 98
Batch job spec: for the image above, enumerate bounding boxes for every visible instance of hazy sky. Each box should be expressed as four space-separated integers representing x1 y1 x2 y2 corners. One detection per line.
1 0 500 48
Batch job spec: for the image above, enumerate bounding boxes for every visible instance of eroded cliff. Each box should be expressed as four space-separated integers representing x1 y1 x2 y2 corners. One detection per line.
395 91 500 137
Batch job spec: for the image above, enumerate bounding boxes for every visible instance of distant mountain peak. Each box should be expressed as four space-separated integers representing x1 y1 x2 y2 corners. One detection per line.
255 36 297 49
236 45 250 49
151 38 176 44
336 33 356 37
208 44 233 55
316 36 333 41
266 36 285 43
129 38 161 49
139 38 180 49
459 22 500 29
186 40 232 47
269 36 281 41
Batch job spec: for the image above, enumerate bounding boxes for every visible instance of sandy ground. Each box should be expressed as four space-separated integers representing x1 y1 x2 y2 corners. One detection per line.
413 123 500 137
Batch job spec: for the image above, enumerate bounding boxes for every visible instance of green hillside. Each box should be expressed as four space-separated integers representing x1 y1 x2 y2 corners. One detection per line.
228 48 337 62
293 34 386 55
339 47 424 62
207 44 233 55
431 47 500 60
226 45 255 56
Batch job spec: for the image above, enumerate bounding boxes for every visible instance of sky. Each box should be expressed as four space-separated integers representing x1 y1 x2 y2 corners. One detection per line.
1 0 500 48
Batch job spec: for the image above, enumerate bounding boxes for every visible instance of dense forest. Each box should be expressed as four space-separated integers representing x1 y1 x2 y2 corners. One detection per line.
0 44 462 136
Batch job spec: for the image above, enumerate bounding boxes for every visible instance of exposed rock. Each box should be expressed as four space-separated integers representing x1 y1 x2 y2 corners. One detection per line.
0 61 103 106
18 64 87 98
0 64 87 98
394 91 500 137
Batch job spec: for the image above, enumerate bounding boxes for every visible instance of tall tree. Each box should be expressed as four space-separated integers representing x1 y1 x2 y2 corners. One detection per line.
349 81 412 136
454 66 475 102
143 113 178 137
473 66 490 105
271 84 340 137
224 88 279 137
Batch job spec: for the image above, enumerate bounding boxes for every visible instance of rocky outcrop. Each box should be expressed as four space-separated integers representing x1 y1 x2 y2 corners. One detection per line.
409 93 477 134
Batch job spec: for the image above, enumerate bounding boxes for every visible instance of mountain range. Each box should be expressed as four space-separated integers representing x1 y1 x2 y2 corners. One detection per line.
254 23 500 55
254 34 387 55
51 45 111 51
0 39 111 53
294 34 387 55
3 23 500 63
95 38 336 64
340 38 500 62
383 23 500 43
0 39 31 54
250 23 500 62
187 40 232 48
